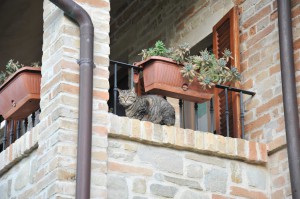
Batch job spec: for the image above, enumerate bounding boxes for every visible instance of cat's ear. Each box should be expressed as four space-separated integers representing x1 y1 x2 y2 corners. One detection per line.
130 87 135 93
117 88 122 93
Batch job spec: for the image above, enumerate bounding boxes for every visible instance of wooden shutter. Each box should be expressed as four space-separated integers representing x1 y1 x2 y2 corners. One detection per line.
213 7 241 138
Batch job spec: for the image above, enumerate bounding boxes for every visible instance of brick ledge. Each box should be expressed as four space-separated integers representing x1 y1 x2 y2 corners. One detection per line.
0 125 39 176
109 114 267 164
267 135 287 155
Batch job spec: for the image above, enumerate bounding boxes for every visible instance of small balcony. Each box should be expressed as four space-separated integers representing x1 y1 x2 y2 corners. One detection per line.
108 60 255 139
0 110 40 153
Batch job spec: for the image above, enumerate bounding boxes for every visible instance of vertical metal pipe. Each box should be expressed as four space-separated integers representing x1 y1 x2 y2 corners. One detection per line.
9 121 14 145
210 99 214 133
2 121 7 151
225 88 230 137
49 1 94 198
277 0 300 198
194 103 198 130
114 63 118 115
239 92 245 139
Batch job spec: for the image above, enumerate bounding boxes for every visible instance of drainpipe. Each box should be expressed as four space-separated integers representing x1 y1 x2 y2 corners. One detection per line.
277 0 300 198
49 0 94 198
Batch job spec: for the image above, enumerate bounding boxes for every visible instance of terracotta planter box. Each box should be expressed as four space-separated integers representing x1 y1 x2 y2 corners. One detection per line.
0 67 41 120
135 56 214 103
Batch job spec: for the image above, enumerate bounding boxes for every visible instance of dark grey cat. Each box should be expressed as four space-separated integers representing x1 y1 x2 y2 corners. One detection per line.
118 88 175 126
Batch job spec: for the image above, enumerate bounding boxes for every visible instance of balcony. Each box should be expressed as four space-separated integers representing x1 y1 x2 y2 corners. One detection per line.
108 60 255 139
0 110 40 153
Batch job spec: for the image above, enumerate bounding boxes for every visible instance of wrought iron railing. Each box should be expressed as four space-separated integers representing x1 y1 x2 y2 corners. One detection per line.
109 60 255 139
0 110 40 153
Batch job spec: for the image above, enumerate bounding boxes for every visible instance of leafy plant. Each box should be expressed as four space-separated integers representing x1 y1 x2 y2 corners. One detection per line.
139 41 241 88
0 60 40 85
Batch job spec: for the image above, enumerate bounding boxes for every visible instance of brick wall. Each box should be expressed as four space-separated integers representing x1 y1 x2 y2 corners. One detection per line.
238 0 299 198
111 0 234 63
0 0 110 198
239 0 282 143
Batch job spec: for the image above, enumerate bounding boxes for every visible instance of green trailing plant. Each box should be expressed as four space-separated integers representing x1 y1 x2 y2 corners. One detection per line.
139 41 241 88
0 59 40 85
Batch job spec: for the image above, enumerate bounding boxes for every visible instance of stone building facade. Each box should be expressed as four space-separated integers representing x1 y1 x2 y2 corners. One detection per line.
0 0 299 198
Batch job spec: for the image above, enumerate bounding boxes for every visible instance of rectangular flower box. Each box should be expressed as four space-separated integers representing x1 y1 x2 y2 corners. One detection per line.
0 67 41 120
135 56 214 103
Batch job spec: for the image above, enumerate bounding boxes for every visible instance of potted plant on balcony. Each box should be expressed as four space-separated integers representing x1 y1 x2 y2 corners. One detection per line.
134 41 241 102
0 60 41 120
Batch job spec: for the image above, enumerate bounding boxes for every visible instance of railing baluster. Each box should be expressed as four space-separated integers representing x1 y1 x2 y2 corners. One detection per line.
24 118 28 133
240 91 245 139
114 63 118 115
9 120 14 145
16 121 21 139
2 121 7 151
130 67 134 89
179 99 183 128
225 88 230 137
210 98 214 133
31 112 36 127
194 103 198 131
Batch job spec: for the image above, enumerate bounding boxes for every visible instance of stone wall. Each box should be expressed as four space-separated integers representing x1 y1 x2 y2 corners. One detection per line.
108 114 269 199
0 126 39 199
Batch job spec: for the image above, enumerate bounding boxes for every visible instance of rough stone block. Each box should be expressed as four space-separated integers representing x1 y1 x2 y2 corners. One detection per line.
230 162 242 184
164 175 202 190
132 178 146 194
186 164 203 179
185 153 226 168
107 175 128 199
246 166 267 189
14 163 31 191
137 145 183 175
204 168 228 194
150 184 178 198
180 189 210 199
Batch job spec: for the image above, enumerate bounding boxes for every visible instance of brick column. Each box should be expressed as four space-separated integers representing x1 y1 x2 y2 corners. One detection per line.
39 0 110 197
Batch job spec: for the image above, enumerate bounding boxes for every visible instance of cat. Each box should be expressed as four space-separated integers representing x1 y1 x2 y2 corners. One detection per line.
117 88 175 126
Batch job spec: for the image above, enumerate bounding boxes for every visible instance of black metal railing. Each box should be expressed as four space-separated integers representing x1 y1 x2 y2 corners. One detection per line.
109 60 142 115
109 60 255 139
0 110 40 153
